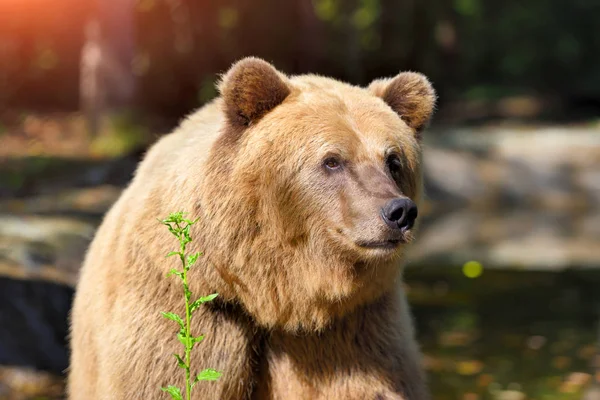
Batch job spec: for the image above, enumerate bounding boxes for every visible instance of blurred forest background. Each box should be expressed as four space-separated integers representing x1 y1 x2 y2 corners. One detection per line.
1 0 600 399
2 0 600 120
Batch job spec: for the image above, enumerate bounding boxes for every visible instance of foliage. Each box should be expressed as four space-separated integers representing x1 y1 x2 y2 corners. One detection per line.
159 212 222 400
3 0 600 116
89 111 148 157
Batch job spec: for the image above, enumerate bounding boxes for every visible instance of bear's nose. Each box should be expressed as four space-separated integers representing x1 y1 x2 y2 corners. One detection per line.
381 198 418 231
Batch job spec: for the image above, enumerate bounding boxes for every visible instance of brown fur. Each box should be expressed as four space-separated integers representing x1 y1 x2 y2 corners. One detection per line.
68 57 436 399
219 57 292 127
368 73 436 137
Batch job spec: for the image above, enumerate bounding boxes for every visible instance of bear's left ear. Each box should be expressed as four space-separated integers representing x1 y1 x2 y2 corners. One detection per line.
368 72 436 136
219 57 291 127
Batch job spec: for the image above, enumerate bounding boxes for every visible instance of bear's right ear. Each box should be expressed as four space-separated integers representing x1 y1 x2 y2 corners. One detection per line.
368 72 436 138
219 57 291 127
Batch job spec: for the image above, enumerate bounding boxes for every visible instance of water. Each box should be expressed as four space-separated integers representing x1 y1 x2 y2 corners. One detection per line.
407 266 600 400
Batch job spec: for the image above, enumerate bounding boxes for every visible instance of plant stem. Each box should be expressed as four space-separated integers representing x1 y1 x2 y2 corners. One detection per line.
160 213 220 398
184 270 191 400
177 222 192 400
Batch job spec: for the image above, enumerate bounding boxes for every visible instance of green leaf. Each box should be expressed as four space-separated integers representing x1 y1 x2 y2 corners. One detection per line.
161 312 184 329
192 335 204 344
173 353 186 369
194 368 222 383
187 334 204 350
190 217 201 224
200 293 218 302
182 225 192 243
166 269 183 279
177 331 188 346
183 217 199 225
190 293 218 313
161 385 183 400
162 212 186 224
166 251 180 258
186 252 200 268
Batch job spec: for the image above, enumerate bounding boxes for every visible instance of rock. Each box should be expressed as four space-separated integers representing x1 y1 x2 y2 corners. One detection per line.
422 148 484 205
408 208 600 271
0 366 64 400
0 215 96 286
494 390 526 400
423 125 600 210
0 277 73 375
579 169 600 204
0 185 122 216
582 386 600 400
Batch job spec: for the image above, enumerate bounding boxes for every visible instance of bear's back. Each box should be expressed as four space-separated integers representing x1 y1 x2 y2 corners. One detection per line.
77 98 226 291
68 99 229 398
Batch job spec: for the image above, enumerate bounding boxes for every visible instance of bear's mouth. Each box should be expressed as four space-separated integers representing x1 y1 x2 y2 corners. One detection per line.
355 238 404 249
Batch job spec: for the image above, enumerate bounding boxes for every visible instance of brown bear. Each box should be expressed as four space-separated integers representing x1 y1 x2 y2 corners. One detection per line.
67 57 436 400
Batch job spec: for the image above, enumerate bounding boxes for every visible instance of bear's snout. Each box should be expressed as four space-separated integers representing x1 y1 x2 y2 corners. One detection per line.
380 198 418 232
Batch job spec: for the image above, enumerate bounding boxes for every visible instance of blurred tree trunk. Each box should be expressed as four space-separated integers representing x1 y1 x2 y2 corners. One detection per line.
80 0 135 136
79 20 104 136
340 0 363 83
97 0 135 108
434 0 459 100
380 0 414 75
293 0 323 73
404 0 431 73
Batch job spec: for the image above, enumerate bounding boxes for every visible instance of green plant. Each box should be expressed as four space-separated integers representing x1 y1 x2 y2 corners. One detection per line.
159 212 222 400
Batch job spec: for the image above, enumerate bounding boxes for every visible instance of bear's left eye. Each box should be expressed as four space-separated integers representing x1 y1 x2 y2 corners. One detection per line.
387 154 402 182
323 157 342 171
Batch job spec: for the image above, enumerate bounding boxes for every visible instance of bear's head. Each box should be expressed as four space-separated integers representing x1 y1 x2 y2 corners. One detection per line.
199 57 436 332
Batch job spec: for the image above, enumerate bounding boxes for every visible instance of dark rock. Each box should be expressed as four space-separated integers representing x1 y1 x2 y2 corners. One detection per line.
0 277 73 374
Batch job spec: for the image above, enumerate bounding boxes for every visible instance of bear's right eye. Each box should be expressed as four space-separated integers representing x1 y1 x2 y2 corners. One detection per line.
323 157 342 171
387 154 402 183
